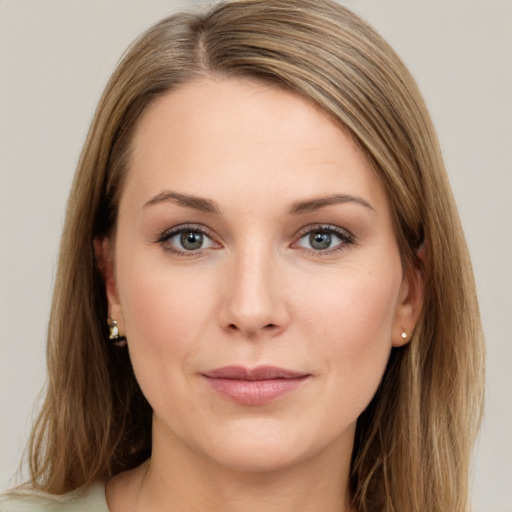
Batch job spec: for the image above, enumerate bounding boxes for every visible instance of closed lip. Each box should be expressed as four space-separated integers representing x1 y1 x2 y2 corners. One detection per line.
202 365 309 380
201 365 310 405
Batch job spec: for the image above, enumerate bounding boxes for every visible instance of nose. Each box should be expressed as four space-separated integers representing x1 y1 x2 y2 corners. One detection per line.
218 247 290 339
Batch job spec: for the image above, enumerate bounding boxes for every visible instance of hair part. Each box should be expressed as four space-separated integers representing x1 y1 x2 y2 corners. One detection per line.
26 2 484 511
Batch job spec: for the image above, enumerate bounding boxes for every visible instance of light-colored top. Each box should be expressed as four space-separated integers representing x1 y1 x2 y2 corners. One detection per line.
0 482 108 512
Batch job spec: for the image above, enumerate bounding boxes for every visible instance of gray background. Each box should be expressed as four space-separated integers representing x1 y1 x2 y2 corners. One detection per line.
1 1 511 510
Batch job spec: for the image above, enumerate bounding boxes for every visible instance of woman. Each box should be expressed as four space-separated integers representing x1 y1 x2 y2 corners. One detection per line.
0 0 484 511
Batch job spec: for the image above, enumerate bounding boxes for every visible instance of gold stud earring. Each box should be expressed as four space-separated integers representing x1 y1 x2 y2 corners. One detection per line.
108 317 127 347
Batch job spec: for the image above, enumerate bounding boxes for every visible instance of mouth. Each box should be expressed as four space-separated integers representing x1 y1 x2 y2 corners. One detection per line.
201 365 310 405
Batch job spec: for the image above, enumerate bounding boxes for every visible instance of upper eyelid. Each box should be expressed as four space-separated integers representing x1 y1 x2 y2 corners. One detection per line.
158 223 215 240
155 223 354 248
291 224 355 253
156 225 220 256
294 224 354 239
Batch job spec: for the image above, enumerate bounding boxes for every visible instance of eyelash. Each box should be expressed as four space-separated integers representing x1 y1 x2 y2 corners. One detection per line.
156 224 219 257
155 223 355 256
293 224 355 256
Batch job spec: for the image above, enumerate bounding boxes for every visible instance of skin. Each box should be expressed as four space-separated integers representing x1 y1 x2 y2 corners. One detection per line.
99 77 423 512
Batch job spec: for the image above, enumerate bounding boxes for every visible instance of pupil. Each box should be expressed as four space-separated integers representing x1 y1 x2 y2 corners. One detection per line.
310 232 331 250
181 231 203 250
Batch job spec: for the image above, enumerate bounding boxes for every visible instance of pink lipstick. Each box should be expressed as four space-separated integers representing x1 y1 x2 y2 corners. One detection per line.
202 366 309 405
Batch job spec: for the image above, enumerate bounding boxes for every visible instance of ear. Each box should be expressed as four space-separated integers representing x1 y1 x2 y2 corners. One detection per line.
93 237 125 334
392 260 424 347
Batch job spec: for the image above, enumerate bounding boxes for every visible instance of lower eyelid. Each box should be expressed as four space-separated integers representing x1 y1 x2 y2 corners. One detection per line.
155 224 353 255
292 226 355 253
156 225 223 255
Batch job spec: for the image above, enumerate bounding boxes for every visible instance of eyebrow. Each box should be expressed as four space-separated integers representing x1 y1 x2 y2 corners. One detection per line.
288 194 375 214
143 191 374 216
143 191 221 214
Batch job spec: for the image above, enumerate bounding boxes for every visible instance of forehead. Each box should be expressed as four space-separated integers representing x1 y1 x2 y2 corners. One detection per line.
123 77 388 213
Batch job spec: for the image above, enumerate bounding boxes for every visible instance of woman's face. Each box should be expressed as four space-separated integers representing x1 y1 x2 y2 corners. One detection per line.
103 77 421 473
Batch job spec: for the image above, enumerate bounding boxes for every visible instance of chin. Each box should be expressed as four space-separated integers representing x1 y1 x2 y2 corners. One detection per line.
207 446 311 474
188 417 355 475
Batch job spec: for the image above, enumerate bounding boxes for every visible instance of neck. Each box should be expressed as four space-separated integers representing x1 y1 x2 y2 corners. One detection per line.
107 422 356 512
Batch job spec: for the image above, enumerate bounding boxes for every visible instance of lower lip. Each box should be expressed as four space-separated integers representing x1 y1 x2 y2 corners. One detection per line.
203 377 308 405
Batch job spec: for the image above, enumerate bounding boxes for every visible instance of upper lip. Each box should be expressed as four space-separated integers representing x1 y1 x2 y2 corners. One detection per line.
203 365 309 380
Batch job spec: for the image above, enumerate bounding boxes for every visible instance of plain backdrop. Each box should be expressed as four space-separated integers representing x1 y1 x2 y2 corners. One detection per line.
1 1 511 511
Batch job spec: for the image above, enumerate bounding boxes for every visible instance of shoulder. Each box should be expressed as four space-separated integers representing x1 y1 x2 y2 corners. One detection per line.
0 482 108 512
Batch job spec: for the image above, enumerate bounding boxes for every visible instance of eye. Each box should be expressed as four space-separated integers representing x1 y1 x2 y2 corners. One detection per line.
295 225 353 253
158 225 218 254
177 231 206 251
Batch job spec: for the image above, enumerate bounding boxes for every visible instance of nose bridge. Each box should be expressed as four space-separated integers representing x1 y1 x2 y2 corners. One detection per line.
220 237 287 337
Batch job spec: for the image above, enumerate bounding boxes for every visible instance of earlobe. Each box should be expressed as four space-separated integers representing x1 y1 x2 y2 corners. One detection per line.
415 239 427 265
93 237 125 329
392 262 425 347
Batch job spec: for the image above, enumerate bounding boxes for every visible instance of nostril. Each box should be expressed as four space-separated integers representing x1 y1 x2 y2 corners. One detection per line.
226 323 277 333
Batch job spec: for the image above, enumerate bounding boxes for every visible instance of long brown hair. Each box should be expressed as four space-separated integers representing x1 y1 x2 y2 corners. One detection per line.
26 1 484 510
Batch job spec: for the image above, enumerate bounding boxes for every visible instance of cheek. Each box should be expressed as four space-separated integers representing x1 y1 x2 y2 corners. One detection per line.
296 264 401 408
114 250 215 390
299 262 400 339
